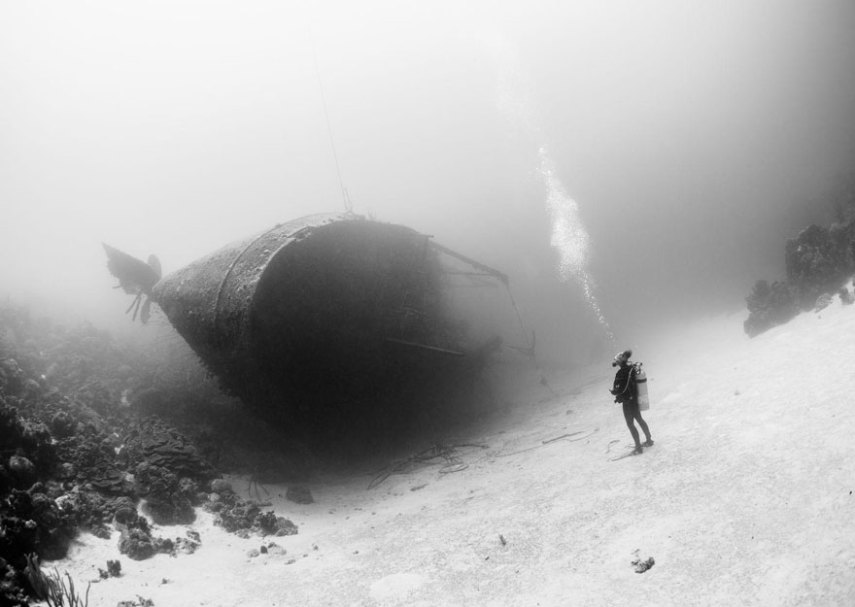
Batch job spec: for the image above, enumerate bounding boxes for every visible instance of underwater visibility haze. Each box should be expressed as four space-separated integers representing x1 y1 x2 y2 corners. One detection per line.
3 2 855 605
1 0 854 359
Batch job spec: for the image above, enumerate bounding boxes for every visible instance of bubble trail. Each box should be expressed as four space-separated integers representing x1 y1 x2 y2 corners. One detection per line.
480 28 613 342
537 146 614 343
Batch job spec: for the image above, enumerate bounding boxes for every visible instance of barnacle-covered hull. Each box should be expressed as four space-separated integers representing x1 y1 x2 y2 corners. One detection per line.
152 214 502 430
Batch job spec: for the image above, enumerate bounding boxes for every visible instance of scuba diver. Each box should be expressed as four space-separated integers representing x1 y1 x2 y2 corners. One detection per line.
610 349 653 455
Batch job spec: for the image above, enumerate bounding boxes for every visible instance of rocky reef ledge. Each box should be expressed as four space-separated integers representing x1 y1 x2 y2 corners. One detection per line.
0 304 305 606
745 218 855 336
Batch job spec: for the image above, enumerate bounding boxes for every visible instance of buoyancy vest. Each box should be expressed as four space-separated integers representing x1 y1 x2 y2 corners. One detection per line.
612 364 637 403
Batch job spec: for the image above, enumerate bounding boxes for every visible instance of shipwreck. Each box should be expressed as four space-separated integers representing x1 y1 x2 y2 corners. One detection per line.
104 213 526 437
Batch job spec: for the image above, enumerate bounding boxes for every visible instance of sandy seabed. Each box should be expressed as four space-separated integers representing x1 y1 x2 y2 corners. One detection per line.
43 298 855 606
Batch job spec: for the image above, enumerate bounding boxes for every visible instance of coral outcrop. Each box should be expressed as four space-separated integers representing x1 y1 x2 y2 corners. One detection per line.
785 222 855 308
0 302 303 605
743 280 800 337
745 218 855 336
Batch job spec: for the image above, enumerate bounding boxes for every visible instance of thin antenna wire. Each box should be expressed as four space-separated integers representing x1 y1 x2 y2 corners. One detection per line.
312 47 352 213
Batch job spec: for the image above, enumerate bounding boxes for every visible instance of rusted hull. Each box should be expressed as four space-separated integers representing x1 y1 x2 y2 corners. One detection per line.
153 214 466 421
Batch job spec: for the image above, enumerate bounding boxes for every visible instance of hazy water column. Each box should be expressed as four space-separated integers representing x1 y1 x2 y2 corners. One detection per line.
487 32 614 342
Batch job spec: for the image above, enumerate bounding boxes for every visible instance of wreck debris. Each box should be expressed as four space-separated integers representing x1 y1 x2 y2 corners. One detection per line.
367 442 484 489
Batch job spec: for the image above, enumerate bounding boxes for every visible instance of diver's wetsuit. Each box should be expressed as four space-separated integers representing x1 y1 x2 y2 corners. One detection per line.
613 363 652 450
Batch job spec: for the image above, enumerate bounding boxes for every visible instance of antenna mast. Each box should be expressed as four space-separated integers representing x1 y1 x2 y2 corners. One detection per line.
312 48 352 214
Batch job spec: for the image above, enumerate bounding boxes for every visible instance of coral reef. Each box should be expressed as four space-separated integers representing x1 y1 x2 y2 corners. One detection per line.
0 302 305 604
785 223 855 308
98 559 121 579
743 280 800 337
203 488 298 538
133 462 197 525
745 218 855 336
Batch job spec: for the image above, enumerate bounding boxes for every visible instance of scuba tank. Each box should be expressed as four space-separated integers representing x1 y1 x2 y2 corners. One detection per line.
633 363 649 411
